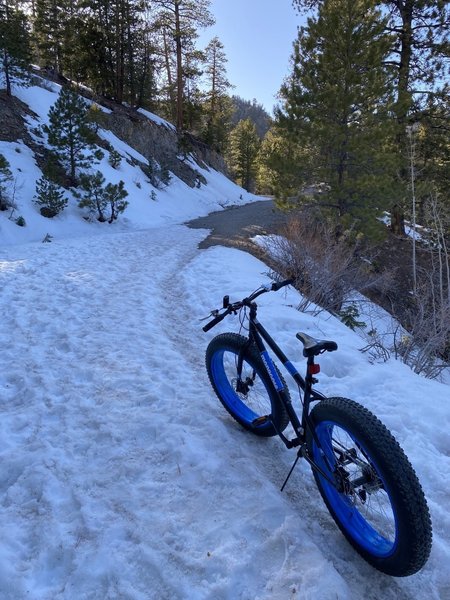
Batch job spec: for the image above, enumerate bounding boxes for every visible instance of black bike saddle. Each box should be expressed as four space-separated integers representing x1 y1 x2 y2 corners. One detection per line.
296 332 338 357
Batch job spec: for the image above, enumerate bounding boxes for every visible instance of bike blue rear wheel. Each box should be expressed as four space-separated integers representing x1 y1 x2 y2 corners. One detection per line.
307 397 432 576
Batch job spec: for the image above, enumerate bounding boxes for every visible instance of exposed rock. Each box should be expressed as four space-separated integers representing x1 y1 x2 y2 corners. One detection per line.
0 91 37 146
99 101 229 187
1 82 230 191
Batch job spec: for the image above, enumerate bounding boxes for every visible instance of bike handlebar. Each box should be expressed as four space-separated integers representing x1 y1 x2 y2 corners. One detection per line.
202 278 294 332
202 311 227 332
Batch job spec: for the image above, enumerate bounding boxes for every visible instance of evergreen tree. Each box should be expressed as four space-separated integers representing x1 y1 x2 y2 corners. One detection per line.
228 118 261 192
75 171 108 221
132 11 159 108
276 0 397 231
0 153 13 210
182 40 205 132
257 127 311 199
292 0 449 114
55 0 149 103
404 96 450 227
43 86 102 181
33 0 66 75
152 0 214 130
292 0 449 230
34 175 67 217
75 171 128 222
231 96 271 138
104 179 128 221
201 37 233 151
0 0 31 96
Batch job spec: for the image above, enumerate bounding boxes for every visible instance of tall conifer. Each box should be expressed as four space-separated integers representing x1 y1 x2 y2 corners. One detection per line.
202 36 233 152
0 0 31 95
152 0 214 130
228 118 261 192
43 86 101 181
276 0 397 230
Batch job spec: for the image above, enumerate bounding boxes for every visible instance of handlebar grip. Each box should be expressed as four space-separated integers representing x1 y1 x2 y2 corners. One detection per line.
202 312 225 332
271 278 294 291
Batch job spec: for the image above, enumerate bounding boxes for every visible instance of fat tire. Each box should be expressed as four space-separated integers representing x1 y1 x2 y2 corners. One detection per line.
206 333 290 437
307 397 432 576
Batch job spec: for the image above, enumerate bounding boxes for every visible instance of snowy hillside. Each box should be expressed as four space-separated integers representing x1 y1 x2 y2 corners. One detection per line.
0 82 449 599
0 79 258 246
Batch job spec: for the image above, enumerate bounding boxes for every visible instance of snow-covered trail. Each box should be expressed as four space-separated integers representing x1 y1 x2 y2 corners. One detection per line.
0 226 211 599
0 226 447 600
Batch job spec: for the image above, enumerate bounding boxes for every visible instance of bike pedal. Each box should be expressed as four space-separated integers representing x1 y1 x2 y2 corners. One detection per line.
252 416 270 426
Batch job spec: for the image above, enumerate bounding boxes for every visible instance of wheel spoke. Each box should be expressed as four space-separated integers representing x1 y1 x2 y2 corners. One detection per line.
331 427 396 543
223 352 272 417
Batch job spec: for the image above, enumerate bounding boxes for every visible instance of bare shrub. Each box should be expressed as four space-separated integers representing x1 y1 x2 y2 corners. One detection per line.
395 267 450 378
359 334 392 364
266 207 449 379
393 193 450 378
268 211 388 315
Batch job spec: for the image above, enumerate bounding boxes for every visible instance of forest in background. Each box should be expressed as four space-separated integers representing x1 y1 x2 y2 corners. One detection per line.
1 0 449 373
1 0 447 228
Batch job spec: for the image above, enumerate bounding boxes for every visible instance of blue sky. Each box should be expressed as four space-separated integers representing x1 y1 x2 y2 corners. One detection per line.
198 0 305 115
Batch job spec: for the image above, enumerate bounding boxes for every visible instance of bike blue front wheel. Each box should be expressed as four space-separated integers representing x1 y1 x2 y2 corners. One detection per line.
307 397 432 576
206 333 290 437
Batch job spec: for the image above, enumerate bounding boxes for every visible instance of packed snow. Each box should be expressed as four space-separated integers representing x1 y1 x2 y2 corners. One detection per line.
0 81 449 599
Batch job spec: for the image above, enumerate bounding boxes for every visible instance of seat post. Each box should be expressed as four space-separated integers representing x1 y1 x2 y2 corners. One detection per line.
305 355 320 389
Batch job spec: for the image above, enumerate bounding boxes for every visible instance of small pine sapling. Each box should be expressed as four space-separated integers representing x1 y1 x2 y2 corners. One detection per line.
34 175 68 217
108 149 122 169
0 154 13 211
339 305 366 330
75 171 128 222
104 180 128 222
75 171 108 221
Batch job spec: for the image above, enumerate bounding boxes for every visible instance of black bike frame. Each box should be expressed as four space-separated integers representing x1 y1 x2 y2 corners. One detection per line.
241 301 327 451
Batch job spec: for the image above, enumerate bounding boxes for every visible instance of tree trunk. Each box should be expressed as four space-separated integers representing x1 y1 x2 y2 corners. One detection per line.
395 0 414 125
391 204 405 235
3 51 11 96
162 28 176 122
174 0 183 130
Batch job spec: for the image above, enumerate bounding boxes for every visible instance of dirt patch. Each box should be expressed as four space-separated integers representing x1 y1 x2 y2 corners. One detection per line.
186 199 289 261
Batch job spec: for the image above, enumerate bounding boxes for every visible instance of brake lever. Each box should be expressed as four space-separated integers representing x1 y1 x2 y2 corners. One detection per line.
199 308 220 322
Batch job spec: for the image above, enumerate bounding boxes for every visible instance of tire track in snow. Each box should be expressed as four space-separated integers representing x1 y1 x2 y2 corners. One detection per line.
0 226 214 599
0 227 439 599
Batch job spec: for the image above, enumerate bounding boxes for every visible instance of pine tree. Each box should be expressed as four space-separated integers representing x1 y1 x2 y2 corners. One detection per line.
104 179 128 221
228 118 261 192
152 0 214 130
257 127 310 199
292 0 449 112
34 175 68 217
0 0 31 96
182 40 205 132
0 152 13 210
33 0 65 74
276 0 397 231
231 96 271 138
43 86 102 181
132 13 159 108
292 0 449 231
75 171 128 222
202 36 233 151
